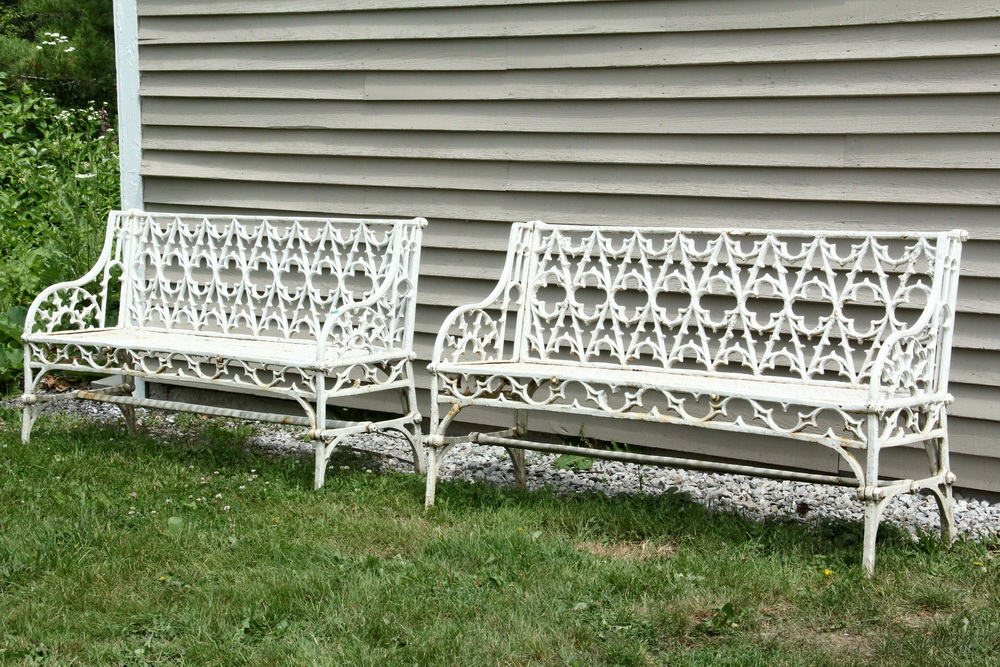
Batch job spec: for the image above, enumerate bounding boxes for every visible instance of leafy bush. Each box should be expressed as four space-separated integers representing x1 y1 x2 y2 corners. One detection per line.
0 0 116 111
0 79 118 393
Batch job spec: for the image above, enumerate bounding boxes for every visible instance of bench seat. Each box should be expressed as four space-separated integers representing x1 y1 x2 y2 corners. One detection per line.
435 360 874 412
26 327 389 371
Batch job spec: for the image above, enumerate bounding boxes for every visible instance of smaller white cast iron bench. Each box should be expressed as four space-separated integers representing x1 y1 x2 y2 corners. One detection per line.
425 222 966 574
22 210 427 488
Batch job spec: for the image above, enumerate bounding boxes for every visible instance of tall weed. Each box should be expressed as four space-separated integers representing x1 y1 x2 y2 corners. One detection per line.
0 78 118 393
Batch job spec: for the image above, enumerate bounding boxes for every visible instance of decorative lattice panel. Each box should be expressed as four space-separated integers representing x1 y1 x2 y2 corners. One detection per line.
517 225 946 386
114 213 420 348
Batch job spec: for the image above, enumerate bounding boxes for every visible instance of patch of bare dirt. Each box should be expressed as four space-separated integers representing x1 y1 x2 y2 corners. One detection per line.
576 539 675 560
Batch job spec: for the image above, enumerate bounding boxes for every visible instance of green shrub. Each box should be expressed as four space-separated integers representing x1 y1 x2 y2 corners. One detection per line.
0 0 116 111
0 79 119 393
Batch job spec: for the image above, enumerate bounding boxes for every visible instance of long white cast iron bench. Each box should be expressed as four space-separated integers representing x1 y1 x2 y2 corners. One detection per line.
425 221 966 574
22 210 427 488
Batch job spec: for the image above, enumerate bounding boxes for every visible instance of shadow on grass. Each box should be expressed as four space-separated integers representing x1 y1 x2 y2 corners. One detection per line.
3 406 944 573
430 472 932 572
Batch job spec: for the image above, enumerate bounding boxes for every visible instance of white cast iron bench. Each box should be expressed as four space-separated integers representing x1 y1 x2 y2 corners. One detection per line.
425 222 965 574
22 210 427 488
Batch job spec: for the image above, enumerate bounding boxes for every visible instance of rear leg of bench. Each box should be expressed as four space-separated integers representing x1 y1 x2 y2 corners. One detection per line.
924 434 957 546
114 379 139 436
396 363 425 474
505 409 529 491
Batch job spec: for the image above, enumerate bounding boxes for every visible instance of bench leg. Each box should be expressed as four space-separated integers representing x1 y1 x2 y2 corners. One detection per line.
862 493 890 577
506 409 529 490
425 443 456 508
505 447 528 491
924 435 957 546
314 385 329 490
398 365 425 474
119 404 138 436
862 420 884 577
314 434 349 491
21 402 39 444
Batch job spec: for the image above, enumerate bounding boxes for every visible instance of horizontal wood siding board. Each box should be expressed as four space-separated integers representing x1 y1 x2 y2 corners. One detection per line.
138 20 1000 70
136 2 1000 39
141 97 1000 134
139 57 1000 100
950 349 1000 386
139 0 596 14
141 127 1000 170
140 178 1000 240
141 151 1000 206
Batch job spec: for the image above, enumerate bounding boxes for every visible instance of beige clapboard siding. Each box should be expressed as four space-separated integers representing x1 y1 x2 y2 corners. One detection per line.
136 1 1000 38
142 150 1000 207
138 20 1000 72
134 1 1000 489
139 0 597 13
142 128 1000 171
141 96 1000 135
139 57 1000 100
142 178 1000 241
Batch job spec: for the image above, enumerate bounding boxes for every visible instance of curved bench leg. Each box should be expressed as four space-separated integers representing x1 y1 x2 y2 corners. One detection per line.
21 402 39 444
502 408 529 490
862 493 891 577
425 397 464 508
21 362 44 444
398 363 425 474
924 435 957 546
505 447 528 491
425 441 456 508
314 432 350 491
119 404 138 436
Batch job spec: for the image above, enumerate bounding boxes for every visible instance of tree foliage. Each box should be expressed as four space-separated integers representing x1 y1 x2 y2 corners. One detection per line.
0 0 116 112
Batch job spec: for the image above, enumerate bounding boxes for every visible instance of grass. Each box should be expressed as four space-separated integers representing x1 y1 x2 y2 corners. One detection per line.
1 406 999 665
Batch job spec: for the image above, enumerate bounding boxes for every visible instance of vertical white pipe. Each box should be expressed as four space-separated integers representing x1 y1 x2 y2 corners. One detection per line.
113 0 142 210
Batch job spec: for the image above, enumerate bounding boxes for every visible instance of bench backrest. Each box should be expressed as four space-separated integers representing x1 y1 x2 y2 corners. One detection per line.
504 222 963 387
100 211 424 348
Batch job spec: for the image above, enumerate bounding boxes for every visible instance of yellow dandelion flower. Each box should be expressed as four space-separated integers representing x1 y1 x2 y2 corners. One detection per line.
823 569 835 577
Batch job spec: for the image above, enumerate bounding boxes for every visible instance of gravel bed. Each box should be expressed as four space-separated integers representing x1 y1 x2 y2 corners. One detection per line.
8 396 1000 542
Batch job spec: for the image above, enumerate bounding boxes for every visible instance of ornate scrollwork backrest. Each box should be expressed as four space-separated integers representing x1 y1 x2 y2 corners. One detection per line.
517 224 952 386
116 212 420 348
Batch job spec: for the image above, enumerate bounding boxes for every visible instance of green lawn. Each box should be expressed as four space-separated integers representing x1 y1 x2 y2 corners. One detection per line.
1 405 997 665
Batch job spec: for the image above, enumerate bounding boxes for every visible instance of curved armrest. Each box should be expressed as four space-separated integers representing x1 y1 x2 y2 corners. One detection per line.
24 284 105 337
316 218 426 361
431 226 532 367
867 231 964 405
868 319 941 404
23 212 126 337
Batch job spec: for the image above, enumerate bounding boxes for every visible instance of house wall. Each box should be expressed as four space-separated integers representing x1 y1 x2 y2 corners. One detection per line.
129 0 1000 491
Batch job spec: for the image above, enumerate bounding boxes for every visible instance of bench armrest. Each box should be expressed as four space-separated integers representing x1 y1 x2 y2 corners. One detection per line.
869 317 944 403
431 227 530 367
868 230 963 405
320 301 402 358
433 302 517 366
23 212 126 338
